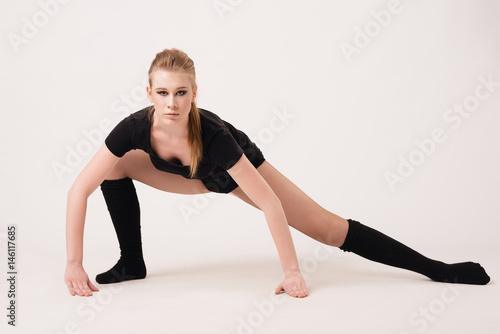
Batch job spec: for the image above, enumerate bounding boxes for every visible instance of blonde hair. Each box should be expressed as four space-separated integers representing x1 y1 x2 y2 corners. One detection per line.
147 48 202 178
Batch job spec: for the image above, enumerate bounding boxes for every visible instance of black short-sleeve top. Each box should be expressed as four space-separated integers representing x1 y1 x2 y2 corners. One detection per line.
104 106 265 193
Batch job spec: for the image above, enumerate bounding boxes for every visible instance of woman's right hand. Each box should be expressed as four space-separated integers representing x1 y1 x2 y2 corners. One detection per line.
64 144 119 297
64 263 99 297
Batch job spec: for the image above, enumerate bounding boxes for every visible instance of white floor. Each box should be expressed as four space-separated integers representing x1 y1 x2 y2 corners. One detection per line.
3 226 498 334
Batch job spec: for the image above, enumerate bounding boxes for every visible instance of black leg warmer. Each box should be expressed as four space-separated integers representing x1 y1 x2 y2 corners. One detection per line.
95 177 147 284
340 219 490 285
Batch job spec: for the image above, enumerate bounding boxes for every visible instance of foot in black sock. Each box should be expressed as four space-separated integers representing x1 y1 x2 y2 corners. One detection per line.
95 257 146 284
97 177 147 284
428 261 490 285
341 219 491 285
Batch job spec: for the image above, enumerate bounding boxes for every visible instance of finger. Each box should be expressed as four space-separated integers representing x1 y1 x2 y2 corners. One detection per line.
66 285 76 296
76 283 87 296
77 282 90 297
298 283 308 297
88 280 99 292
75 287 86 297
275 284 284 295
83 285 93 296
74 287 83 296
288 287 300 298
82 280 95 296
294 286 307 298
297 286 307 298
82 281 94 296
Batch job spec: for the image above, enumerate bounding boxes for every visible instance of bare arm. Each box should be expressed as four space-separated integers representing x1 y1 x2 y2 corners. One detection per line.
65 143 120 296
227 155 308 298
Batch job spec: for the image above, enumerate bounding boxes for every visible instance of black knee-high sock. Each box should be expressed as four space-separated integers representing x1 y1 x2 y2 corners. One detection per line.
96 177 147 284
340 219 490 285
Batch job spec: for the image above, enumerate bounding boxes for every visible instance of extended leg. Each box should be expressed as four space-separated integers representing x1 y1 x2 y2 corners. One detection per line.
97 149 210 284
231 161 490 285
340 219 490 284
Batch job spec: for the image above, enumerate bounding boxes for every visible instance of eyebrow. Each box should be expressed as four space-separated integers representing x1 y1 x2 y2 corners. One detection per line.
155 87 188 90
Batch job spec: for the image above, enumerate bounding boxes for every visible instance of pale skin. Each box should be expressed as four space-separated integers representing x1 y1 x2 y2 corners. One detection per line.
64 70 350 299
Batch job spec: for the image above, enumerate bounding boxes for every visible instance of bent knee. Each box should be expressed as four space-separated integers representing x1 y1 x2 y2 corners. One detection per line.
104 150 151 180
103 152 136 180
104 163 127 180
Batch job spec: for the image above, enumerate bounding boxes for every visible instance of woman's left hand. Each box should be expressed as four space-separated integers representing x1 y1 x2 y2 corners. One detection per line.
275 271 308 298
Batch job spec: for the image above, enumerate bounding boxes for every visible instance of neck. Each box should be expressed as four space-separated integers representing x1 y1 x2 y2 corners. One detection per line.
151 110 189 138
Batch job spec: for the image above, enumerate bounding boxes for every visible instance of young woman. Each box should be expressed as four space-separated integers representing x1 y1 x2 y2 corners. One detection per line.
64 48 490 298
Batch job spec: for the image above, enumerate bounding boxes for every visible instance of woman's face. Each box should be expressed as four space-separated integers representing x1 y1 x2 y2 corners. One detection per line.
147 69 197 126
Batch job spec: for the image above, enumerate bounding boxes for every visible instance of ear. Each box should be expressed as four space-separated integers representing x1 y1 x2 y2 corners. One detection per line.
192 85 197 102
146 86 154 103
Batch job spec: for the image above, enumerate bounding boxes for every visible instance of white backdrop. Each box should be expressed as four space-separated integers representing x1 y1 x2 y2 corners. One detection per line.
1 1 499 333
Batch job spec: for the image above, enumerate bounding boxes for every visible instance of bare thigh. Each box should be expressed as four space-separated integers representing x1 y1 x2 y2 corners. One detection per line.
104 149 210 195
230 161 349 247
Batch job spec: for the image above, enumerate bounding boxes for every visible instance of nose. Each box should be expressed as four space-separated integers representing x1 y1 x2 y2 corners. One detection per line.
167 95 176 109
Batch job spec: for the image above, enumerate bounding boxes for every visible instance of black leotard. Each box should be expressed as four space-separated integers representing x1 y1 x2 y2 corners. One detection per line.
104 106 265 193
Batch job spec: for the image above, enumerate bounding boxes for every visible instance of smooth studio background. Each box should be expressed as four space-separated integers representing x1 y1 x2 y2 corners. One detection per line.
1 1 499 333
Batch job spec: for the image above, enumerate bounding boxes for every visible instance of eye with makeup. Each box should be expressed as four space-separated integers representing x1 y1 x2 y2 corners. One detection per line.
156 90 187 96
